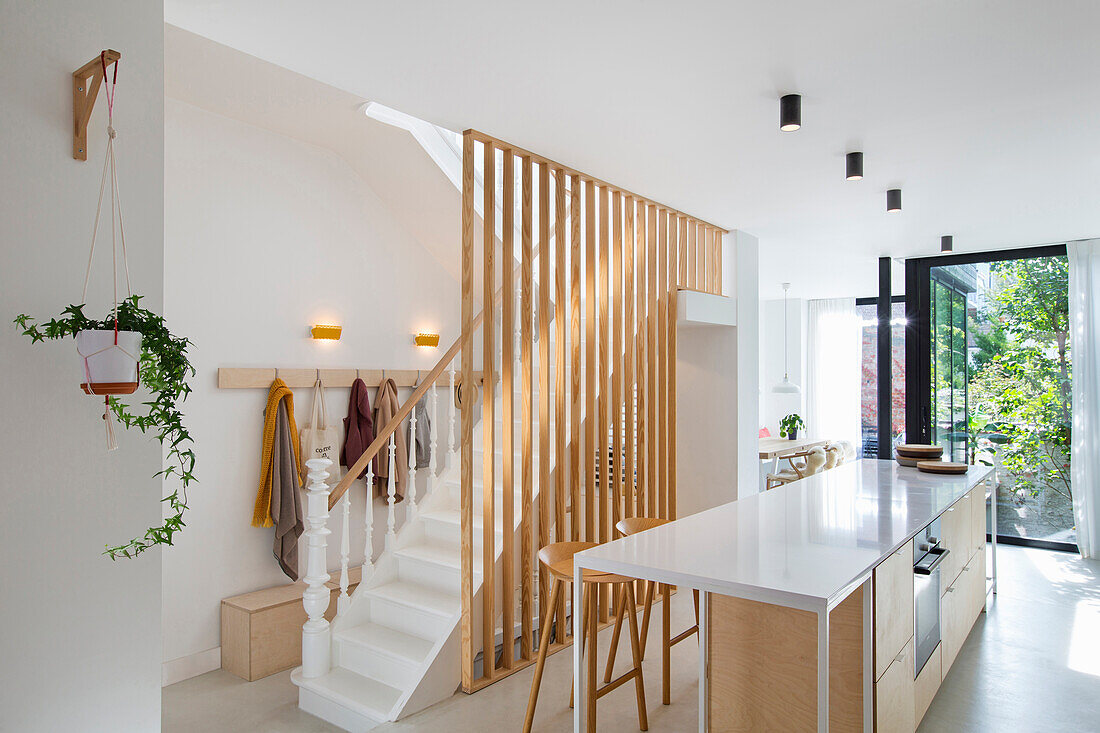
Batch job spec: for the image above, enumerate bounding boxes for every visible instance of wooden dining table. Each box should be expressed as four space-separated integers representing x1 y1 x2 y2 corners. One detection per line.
759 436 831 474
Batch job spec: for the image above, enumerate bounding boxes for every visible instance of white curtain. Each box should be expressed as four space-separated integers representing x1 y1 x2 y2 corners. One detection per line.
1067 239 1100 558
806 298 862 450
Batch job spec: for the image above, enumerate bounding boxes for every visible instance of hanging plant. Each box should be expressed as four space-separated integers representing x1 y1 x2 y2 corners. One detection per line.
11 54 194 559
14 297 195 559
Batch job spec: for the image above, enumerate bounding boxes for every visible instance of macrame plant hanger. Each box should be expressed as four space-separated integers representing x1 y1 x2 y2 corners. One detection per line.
78 52 136 451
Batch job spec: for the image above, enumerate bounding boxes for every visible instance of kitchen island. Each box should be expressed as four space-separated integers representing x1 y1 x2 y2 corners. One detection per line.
572 459 995 733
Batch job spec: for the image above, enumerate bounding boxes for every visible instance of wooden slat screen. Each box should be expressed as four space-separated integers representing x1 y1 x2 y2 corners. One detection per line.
459 130 725 692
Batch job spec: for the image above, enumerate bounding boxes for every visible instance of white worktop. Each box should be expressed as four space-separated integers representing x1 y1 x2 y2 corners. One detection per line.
576 459 994 612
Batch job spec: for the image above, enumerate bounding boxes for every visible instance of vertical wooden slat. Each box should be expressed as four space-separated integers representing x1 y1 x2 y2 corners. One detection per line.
646 205 658 518
696 221 705 292
460 132 475 691
687 220 697 290
635 200 647 518
669 216 680 522
554 169 568 640
584 180 596 543
537 160 551 656
597 185 610 623
569 175 582 543
611 191 623 532
481 140 496 681
657 209 669 520
678 215 689 289
714 227 723 295
520 155 535 662
623 196 636 520
500 150 515 670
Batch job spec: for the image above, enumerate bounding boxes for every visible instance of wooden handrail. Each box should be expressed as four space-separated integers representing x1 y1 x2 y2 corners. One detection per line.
328 240 544 510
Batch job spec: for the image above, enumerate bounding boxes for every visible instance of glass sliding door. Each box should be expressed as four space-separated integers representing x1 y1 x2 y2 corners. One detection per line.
856 297 906 458
906 246 1075 551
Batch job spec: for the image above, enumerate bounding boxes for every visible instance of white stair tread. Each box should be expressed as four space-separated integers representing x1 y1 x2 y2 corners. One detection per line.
422 508 504 533
368 580 458 618
299 666 401 719
336 622 434 664
396 538 465 570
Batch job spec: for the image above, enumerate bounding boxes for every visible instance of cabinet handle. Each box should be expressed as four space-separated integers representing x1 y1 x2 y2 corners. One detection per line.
946 586 956 593
895 648 907 664
962 565 971 572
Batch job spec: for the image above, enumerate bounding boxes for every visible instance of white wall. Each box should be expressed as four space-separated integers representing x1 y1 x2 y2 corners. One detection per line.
0 3 164 730
161 99 460 678
733 231 762 500
760 296 806 435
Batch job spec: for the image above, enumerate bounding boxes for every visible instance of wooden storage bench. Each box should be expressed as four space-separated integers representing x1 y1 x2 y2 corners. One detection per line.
221 567 362 681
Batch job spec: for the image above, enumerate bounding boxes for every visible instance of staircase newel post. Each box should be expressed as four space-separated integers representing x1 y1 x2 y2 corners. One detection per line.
302 458 333 679
364 461 375 573
385 435 398 551
408 395 419 521
337 491 351 614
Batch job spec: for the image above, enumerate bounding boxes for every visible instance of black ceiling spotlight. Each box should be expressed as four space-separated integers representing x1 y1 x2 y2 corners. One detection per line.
941 235 953 252
845 152 864 181
886 188 902 213
780 94 801 131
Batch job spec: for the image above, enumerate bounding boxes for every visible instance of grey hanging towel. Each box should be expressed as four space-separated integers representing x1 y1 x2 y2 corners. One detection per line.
414 387 431 469
270 399 304 580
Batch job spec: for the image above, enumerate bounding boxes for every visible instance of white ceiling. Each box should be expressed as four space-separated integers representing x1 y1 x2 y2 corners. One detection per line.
165 0 1100 299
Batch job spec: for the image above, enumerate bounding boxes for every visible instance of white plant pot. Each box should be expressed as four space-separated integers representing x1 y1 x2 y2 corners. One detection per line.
76 329 142 395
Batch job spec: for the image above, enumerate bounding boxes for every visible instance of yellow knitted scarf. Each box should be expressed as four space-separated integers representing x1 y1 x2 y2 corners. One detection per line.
251 379 301 528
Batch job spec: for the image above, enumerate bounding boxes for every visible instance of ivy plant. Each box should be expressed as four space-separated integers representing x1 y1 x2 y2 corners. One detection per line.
13 295 195 559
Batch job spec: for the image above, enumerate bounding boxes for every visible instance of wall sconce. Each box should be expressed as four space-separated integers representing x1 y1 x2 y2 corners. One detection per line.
310 324 342 340
414 332 440 348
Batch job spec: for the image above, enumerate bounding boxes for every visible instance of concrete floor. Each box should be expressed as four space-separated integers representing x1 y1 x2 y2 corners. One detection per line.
163 545 1100 732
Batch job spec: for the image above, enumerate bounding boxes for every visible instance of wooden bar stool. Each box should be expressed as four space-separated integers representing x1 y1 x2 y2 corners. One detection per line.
605 518 699 705
523 541 648 733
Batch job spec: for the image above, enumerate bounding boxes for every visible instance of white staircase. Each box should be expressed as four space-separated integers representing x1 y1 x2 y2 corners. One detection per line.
293 364 555 731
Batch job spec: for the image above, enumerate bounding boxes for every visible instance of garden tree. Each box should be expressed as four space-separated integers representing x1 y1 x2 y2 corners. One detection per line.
969 256 1071 500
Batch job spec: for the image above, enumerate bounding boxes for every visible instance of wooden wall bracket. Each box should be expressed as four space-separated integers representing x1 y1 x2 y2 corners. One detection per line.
72 49 120 161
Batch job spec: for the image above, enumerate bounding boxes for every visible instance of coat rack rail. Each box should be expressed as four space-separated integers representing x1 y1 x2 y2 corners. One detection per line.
217 367 475 390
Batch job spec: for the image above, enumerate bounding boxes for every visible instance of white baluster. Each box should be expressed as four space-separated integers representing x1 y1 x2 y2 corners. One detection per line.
408 396 419 521
301 458 332 679
447 362 457 457
337 491 350 614
385 435 397 551
429 379 439 501
364 460 375 573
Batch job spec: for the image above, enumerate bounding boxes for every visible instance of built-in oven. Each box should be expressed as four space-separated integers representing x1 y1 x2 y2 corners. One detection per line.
913 517 949 678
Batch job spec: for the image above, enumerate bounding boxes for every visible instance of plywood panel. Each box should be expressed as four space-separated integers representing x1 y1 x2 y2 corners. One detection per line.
657 209 668 519
874 637 916 733
646 205 658 517
611 191 624 530
537 159 551 658
707 589 864 733
553 168 569 639
569 174 582 543
634 200 647 518
914 643 941 727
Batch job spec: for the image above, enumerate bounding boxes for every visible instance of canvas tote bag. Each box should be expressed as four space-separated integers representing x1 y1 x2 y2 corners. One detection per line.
299 379 342 488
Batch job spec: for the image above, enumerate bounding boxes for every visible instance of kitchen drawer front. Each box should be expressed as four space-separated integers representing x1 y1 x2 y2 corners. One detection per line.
939 490 972 592
874 539 915 681
914 642 942 727
941 550 983 676
971 483 988 557
874 637 916 733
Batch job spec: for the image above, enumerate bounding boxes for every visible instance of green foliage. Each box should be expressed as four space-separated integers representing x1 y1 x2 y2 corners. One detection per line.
13 296 195 559
779 413 805 438
968 256 1071 501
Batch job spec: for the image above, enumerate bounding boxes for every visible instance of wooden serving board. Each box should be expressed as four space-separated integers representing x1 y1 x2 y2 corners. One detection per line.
896 444 943 456
917 461 968 475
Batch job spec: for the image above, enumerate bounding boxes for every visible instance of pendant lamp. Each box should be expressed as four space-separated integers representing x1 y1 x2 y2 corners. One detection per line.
773 283 802 394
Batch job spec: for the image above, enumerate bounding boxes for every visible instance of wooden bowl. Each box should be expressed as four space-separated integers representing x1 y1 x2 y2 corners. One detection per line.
895 455 924 468
896 443 943 458
917 461 968 475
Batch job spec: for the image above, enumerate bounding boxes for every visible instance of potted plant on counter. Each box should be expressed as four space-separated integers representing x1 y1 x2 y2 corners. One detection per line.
13 295 195 559
780 413 805 440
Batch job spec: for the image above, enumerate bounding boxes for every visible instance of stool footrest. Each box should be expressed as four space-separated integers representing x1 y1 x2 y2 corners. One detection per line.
670 625 699 647
596 668 642 699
